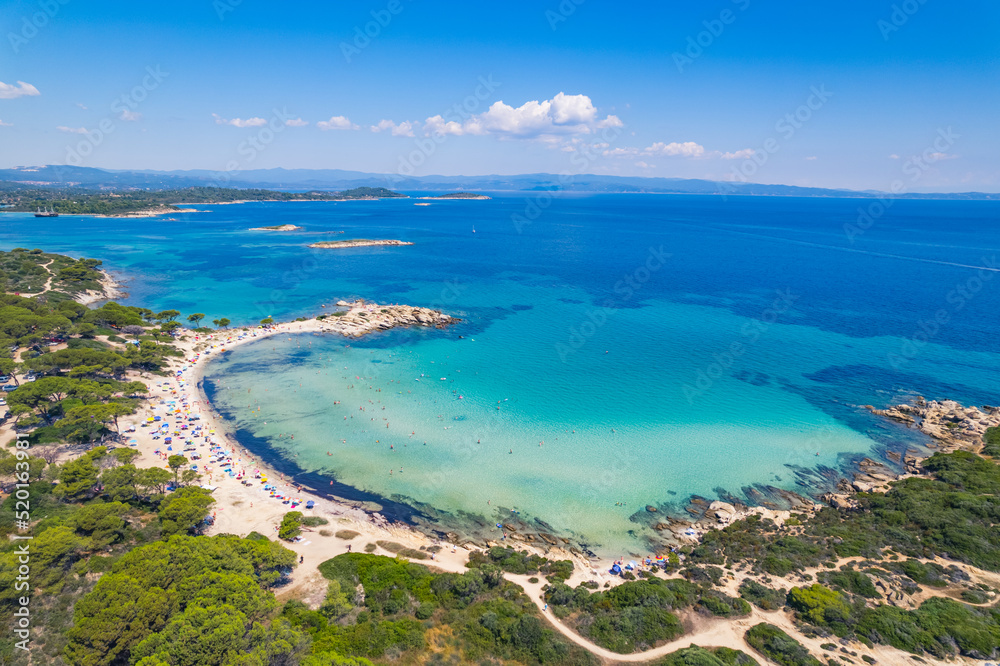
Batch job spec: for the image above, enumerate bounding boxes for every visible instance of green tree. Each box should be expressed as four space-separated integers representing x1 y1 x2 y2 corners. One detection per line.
260 317 274 326
56 453 101 501
279 511 303 541
167 454 187 485
186 313 205 327
158 486 215 537
217 318 230 329
155 310 180 322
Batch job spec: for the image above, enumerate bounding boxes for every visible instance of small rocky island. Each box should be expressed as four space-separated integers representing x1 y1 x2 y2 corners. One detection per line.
322 300 457 337
309 239 413 249
250 224 302 231
419 192 491 200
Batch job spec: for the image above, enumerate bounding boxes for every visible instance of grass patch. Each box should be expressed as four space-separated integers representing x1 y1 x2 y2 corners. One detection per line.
335 529 360 540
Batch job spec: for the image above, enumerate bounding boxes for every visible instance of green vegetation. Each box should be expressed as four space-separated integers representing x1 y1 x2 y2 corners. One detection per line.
739 579 787 610
279 511 304 541
0 249 105 297
468 545 574 581
335 530 360 540
688 450 1000 574
784 581 1000 659
284 553 595 665
544 577 695 653
984 426 1000 456
1 185 406 216
655 645 760 666
744 623 822 666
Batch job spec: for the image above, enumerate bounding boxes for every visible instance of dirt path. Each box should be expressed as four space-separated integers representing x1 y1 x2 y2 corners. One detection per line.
18 259 55 298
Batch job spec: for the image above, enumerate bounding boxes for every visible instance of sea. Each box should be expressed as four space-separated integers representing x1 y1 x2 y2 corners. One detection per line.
5 193 1000 556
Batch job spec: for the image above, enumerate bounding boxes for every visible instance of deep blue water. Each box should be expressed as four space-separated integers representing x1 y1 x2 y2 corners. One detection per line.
5 194 1000 554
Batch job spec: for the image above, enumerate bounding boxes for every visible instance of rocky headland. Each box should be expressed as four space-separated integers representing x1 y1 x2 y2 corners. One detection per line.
323 300 457 337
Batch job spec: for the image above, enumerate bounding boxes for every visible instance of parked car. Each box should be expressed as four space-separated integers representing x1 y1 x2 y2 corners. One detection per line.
0 398 7 406
2 384 17 392
0 375 9 383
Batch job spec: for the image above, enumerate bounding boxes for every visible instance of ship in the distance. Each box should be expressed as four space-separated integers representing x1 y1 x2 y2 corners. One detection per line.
34 206 59 218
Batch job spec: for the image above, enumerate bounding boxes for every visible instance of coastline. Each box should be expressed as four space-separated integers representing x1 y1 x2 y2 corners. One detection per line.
76 269 127 305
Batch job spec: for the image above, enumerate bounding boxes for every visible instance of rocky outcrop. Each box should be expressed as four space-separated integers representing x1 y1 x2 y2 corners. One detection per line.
322 301 458 338
250 224 302 231
865 398 1000 451
309 239 413 249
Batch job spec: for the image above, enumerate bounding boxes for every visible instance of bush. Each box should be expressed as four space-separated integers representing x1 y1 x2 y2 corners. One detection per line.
336 530 360 540
302 516 329 527
745 623 823 666
740 580 786 610
983 426 1000 457
655 644 760 665
819 568 880 598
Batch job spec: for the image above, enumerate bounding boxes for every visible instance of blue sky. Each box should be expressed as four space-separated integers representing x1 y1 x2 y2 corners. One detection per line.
1 0 997 191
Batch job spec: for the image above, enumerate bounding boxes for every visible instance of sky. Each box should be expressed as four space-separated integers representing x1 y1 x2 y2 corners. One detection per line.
0 0 998 191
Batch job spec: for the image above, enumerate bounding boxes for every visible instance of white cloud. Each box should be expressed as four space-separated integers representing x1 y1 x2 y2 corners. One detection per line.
76 102 88 110
645 141 706 157
316 115 359 131
805 156 818 161
928 152 958 161
284 117 309 127
719 148 755 160
0 80 40 99
371 119 415 137
57 126 89 134
888 154 900 160
119 109 142 121
0 119 11 127
635 161 654 169
212 113 267 128
423 92 621 139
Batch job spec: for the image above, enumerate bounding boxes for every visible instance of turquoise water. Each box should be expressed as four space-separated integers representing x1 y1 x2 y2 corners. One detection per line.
5 195 1000 555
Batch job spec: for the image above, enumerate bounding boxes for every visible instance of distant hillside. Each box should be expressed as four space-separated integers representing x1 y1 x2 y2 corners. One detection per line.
0 165 997 200
0 185 405 216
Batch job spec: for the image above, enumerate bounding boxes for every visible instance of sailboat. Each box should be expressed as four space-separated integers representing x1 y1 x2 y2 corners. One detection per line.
34 206 59 218
472 225 476 234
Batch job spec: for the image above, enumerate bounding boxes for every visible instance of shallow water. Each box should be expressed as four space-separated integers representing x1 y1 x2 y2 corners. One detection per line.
6 194 1000 555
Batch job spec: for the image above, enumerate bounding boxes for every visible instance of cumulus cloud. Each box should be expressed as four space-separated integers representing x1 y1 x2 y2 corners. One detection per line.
0 119 11 127
719 148 755 160
57 126 89 134
212 113 267 128
0 80 40 99
316 115 359 131
119 109 142 121
645 141 706 157
423 92 621 139
604 141 755 160
284 117 309 127
371 119 415 137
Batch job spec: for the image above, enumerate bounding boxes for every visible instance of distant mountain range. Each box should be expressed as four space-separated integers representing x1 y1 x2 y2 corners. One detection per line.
1 165 997 200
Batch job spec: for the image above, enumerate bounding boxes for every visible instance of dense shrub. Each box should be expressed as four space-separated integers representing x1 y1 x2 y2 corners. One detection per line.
745 623 822 666
739 580 787 610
